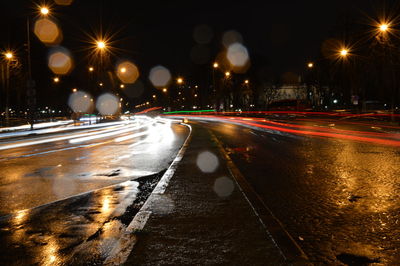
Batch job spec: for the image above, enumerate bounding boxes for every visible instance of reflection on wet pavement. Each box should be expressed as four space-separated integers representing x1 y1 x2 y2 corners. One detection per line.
0 171 165 265
201 118 400 264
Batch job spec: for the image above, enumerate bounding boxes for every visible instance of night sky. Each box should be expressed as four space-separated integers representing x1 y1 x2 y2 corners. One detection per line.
0 0 391 108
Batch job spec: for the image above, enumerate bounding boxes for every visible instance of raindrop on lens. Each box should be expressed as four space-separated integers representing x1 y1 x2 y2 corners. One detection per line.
196 151 219 173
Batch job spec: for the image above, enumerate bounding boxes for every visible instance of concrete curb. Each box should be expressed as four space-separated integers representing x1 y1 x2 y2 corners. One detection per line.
103 123 192 265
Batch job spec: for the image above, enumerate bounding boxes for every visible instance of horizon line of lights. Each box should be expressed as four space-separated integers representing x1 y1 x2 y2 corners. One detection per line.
163 109 215 114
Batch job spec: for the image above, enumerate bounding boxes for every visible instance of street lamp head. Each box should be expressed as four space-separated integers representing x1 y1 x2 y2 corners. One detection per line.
340 49 348 57
5 52 13 59
40 7 49 15
96 41 106 49
379 23 389 32
213 62 219 68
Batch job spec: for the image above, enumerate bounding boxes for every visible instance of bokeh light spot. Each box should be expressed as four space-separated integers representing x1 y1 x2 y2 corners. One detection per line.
227 42 249 67
96 93 119 115
116 61 139 84
213 177 234 198
196 151 219 173
149 66 171 88
34 18 62 45
48 48 73 75
68 91 92 113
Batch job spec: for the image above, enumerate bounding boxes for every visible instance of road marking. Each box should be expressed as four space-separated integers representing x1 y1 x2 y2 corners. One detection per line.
103 122 192 265
209 130 311 265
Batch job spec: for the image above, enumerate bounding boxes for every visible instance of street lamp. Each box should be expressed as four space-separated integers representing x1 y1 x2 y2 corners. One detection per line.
40 7 50 15
4 51 14 125
25 5 52 129
379 23 389 32
340 49 348 57
97 41 106 49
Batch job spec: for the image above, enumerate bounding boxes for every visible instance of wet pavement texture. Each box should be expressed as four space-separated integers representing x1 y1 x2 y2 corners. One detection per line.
127 125 286 265
0 171 165 265
0 120 188 216
198 118 400 265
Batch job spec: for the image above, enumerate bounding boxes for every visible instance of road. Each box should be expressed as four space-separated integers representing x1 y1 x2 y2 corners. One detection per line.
184 114 400 264
0 116 189 216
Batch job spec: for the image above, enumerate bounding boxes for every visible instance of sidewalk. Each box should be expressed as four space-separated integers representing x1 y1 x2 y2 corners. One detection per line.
125 125 286 265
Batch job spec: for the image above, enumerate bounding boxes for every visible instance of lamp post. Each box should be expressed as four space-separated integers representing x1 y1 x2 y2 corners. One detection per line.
26 5 50 130
4 52 13 126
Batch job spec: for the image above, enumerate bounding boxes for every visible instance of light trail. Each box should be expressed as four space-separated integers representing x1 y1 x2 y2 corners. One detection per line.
166 114 400 147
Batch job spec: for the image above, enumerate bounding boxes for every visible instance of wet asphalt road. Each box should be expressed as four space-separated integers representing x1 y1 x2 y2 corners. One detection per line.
0 117 188 216
195 116 400 265
0 117 190 265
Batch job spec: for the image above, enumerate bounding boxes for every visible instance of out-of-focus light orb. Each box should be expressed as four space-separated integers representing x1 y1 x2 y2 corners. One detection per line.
308 62 314 68
193 24 214 44
149 65 171 88
54 0 74 6
162 88 167 93
213 62 219 68
96 93 119 115
48 48 73 75
177 77 183 84
340 49 348 56
222 30 243 48
68 90 92 113
213 176 234 197
120 84 125 88
196 151 219 173
89 66 94 72
225 71 231 77
116 61 139 84
53 77 59 83
227 42 249 68
34 18 62 45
